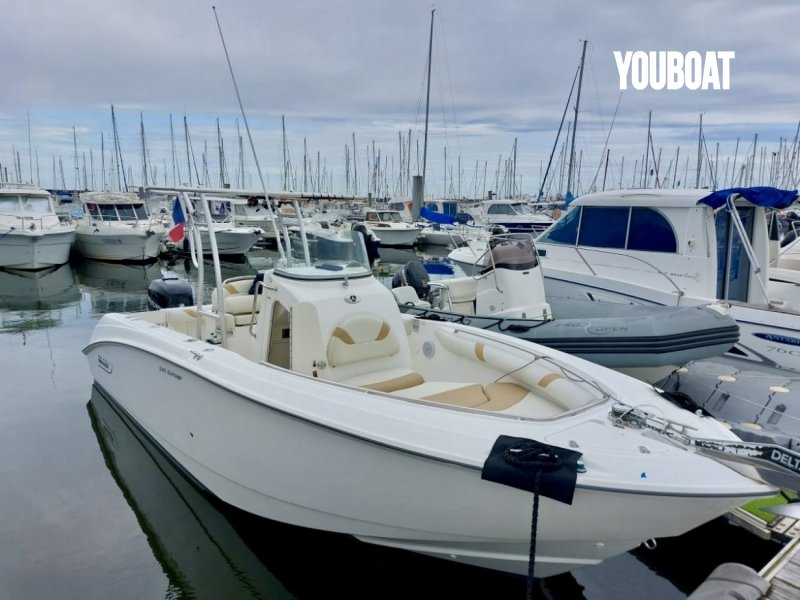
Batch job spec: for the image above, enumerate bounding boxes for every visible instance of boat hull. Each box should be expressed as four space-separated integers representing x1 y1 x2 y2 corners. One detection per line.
192 228 263 255
74 228 163 262
84 314 769 578
0 229 76 270
544 270 800 374
368 228 420 248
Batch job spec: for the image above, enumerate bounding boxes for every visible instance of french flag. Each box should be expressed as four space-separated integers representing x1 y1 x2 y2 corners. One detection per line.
168 197 186 243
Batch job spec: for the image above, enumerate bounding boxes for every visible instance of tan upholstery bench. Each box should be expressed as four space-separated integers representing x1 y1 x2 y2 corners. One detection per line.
211 277 261 326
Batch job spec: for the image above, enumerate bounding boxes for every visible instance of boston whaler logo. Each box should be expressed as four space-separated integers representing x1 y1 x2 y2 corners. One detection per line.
614 51 735 90
97 355 113 374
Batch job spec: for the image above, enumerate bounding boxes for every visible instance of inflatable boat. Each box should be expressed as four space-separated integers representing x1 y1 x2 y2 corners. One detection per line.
392 233 739 383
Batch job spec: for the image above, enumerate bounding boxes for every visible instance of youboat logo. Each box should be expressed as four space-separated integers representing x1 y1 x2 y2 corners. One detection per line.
613 51 735 91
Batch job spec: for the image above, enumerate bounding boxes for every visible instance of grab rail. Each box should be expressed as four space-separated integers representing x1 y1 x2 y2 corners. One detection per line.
564 246 686 304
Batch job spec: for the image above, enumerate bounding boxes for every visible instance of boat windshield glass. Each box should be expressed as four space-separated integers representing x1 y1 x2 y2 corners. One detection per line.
483 233 539 271
22 196 52 213
487 202 531 216
0 197 19 213
115 204 148 221
275 228 373 278
99 204 118 220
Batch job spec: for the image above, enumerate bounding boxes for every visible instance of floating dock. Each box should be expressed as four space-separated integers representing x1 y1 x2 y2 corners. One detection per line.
761 537 800 599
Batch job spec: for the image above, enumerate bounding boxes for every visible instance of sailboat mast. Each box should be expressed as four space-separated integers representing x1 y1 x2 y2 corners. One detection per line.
140 112 149 187
696 114 703 188
282 115 288 190
421 8 435 196
184 115 192 187
566 39 587 199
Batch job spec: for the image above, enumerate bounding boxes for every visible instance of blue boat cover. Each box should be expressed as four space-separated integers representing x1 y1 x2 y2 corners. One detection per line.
698 187 798 210
423 262 454 275
420 206 456 225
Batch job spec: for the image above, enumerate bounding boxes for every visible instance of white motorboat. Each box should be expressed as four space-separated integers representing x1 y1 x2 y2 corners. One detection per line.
360 209 420 247
84 186 791 580
415 203 470 247
74 191 166 262
180 197 263 256
392 232 740 384
535 187 800 375
462 198 554 236
0 183 76 270
229 195 279 245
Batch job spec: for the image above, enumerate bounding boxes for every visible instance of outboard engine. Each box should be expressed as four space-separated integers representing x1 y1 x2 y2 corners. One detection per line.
353 223 381 266
392 261 431 301
147 277 194 310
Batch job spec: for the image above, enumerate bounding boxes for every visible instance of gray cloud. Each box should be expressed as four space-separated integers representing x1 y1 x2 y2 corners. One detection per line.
1 0 798 195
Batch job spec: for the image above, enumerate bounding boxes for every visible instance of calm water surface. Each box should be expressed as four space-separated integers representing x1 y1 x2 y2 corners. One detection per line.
0 247 781 599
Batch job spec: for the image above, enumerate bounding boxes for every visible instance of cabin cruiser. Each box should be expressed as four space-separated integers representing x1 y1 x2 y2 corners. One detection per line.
0 183 76 270
182 196 263 256
84 186 795 579
392 232 739 384
465 198 553 235
229 195 279 246
74 191 166 262
534 187 800 373
360 209 420 247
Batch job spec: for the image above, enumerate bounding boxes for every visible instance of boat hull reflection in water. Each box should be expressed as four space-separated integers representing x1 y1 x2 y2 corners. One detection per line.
89 384 293 598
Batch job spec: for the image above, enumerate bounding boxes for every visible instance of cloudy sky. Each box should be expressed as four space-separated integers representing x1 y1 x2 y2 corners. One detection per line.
1 0 798 198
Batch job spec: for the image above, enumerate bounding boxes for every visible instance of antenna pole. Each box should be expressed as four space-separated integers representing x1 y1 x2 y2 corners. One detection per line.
212 6 286 261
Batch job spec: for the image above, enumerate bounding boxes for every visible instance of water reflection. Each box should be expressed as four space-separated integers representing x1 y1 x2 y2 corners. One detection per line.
73 252 276 314
75 259 165 314
88 384 294 599
0 264 81 331
0 264 80 310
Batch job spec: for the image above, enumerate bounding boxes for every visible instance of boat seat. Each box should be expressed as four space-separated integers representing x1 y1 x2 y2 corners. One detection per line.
163 307 235 338
394 381 489 407
434 329 597 412
340 367 425 393
392 286 431 309
326 313 421 388
211 276 262 326
437 278 476 314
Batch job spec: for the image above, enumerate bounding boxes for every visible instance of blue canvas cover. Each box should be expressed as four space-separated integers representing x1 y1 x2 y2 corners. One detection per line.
698 187 798 210
420 206 456 225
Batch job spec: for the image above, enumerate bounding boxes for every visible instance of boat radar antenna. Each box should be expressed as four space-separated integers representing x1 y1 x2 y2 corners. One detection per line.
211 6 288 264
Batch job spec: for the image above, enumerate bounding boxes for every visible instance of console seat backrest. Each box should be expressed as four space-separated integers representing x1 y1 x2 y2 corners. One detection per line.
324 313 423 390
211 276 262 326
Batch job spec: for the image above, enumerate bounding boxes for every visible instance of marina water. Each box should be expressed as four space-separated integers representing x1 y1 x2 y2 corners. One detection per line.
0 247 781 599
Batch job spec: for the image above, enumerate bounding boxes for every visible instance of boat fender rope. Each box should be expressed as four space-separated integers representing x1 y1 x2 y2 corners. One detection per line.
481 436 582 599
504 441 561 598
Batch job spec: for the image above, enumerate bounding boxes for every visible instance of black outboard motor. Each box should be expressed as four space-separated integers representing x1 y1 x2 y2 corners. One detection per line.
147 277 194 310
392 261 430 300
353 223 381 267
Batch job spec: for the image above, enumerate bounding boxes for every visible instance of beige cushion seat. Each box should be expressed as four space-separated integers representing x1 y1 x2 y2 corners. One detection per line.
340 368 425 393
211 277 261 326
